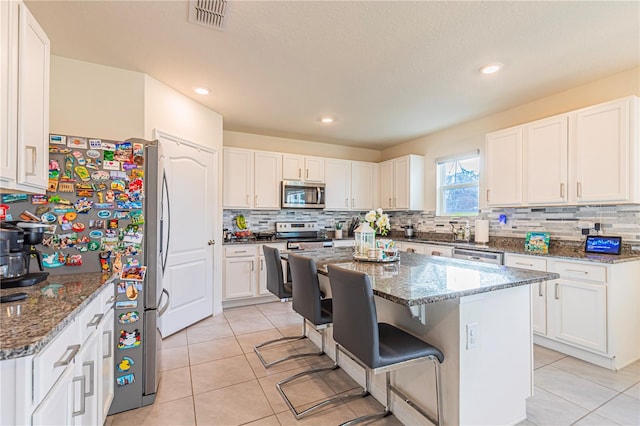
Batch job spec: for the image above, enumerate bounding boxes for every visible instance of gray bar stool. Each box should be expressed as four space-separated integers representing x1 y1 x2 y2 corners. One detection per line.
254 246 321 368
327 264 445 426
277 254 368 419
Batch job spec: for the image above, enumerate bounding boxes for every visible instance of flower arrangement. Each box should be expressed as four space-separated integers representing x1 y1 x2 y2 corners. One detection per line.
365 208 390 236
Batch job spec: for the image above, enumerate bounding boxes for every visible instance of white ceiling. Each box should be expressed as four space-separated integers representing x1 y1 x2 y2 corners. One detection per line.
25 1 640 150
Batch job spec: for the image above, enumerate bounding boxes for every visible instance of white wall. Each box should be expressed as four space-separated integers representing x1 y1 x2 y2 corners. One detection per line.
382 67 640 211
49 56 145 140
224 130 381 162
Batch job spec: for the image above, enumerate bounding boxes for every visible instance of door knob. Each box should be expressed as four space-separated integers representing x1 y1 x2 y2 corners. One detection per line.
208 240 215 246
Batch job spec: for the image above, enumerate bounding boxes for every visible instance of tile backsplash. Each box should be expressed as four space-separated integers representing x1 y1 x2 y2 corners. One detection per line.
224 204 640 244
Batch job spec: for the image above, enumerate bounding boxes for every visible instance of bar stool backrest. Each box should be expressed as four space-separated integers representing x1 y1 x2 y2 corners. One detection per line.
263 245 291 299
288 253 324 325
327 265 380 369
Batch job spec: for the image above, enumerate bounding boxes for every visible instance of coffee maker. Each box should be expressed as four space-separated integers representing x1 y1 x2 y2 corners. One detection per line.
0 222 49 289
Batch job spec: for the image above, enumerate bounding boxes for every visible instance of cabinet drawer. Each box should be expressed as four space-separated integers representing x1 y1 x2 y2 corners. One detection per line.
554 261 607 283
32 320 79 405
76 296 103 343
225 245 258 257
506 255 547 271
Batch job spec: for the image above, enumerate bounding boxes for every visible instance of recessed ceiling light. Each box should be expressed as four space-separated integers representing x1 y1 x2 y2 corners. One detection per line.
194 87 210 95
480 63 503 75
321 117 334 124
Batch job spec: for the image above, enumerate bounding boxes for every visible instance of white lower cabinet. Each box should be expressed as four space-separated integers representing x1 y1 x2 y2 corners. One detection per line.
2 285 115 425
398 241 453 257
223 243 286 306
505 253 640 370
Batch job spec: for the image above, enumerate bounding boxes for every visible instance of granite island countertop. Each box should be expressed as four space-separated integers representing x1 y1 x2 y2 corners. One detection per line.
0 272 115 360
283 247 559 306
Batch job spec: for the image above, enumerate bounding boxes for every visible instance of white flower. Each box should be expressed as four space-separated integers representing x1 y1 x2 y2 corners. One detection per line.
365 210 377 223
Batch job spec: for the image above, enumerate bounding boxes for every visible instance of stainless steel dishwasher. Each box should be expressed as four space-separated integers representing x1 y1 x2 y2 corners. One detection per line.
452 247 504 265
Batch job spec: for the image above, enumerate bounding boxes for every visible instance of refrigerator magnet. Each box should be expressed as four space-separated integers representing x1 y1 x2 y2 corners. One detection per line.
118 329 141 349
91 170 110 181
86 149 101 159
122 162 137 171
101 141 115 151
87 241 100 251
116 373 135 387
117 356 135 372
117 282 127 293
121 263 146 281
103 160 121 171
67 137 88 149
118 311 139 325
97 210 111 219
115 300 137 310
125 282 139 300
50 134 67 145
89 139 102 149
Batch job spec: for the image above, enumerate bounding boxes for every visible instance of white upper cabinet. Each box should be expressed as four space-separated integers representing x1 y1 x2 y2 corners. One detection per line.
253 151 282 209
350 161 374 210
485 127 524 206
1 1 50 194
282 154 324 182
485 96 639 207
573 97 638 204
379 155 424 211
223 148 282 210
324 159 351 210
223 148 253 208
325 159 374 211
525 115 569 205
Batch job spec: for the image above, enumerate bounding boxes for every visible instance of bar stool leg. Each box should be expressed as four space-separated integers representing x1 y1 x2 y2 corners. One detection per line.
254 319 323 368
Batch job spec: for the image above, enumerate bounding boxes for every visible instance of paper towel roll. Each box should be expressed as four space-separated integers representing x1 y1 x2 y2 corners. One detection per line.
475 219 489 244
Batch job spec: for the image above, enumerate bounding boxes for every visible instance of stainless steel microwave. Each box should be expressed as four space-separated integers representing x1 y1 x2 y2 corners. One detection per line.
281 181 325 209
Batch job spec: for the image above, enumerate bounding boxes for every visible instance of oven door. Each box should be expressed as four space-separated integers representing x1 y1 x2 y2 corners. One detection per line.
281 181 325 208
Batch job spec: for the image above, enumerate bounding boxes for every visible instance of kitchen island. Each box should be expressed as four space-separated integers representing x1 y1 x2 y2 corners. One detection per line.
283 247 559 425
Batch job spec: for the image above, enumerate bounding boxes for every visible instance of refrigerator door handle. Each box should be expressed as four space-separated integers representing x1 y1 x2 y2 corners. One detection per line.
158 288 170 317
161 170 171 274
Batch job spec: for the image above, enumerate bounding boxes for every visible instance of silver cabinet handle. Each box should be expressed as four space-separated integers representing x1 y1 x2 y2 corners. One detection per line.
87 313 104 328
246 194 249 204
486 189 490 202
345 198 349 208
565 269 589 274
515 262 534 267
234 250 247 254
554 283 560 300
538 282 543 297
306 169 309 179
351 198 354 207
560 183 565 198
251 260 254 271
54 344 81 368
298 168 301 179
260 259 264 271
208 240 215 246
388 197 392 206
577 182 582 197
255 194 258 206
103 330 113 359
431 251 442 256
107 295 116 304
83 360 95 397
72 376 86 417
407 248 416 253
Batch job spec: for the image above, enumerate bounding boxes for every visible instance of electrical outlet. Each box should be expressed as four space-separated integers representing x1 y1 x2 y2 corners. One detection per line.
466 323 479 350
581 228 590 235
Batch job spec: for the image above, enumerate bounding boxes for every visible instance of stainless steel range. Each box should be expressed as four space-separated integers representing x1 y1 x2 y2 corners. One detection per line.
275 222 333 250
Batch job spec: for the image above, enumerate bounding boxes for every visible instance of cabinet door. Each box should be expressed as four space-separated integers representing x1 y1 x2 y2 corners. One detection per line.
351 162 374 210
254 151 282 209
379 160 394 210
505 254 548 335
32 363 74 426
324 159 351 210
224 257 255 299
485 127 523 206
526 115 568 205
223 148 253 208
575 98 631 203
16 2 49 192
393 157 410 209
282 154 304 181
257 255 270 296
99 309 114 424
0 0 17 188
73 331 100 425
304 157 325 182
548 279 607 353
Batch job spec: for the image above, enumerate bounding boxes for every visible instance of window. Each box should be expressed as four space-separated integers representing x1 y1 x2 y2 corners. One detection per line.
436 152 480 216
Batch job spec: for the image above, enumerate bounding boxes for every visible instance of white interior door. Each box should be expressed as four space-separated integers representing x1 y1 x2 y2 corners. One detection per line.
157 132 217 337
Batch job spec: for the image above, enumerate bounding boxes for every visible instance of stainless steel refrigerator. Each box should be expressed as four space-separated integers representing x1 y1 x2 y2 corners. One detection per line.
2 134 169 414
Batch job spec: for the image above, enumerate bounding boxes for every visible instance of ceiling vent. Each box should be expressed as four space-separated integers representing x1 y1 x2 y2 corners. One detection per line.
188 0 227 31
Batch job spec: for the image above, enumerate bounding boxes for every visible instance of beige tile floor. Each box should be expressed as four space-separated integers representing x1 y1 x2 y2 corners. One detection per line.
106 302 640 426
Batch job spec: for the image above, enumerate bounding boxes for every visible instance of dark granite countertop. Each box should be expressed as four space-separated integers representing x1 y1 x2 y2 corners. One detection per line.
227 235 640 264
283 247 559 307
0 272 115 360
